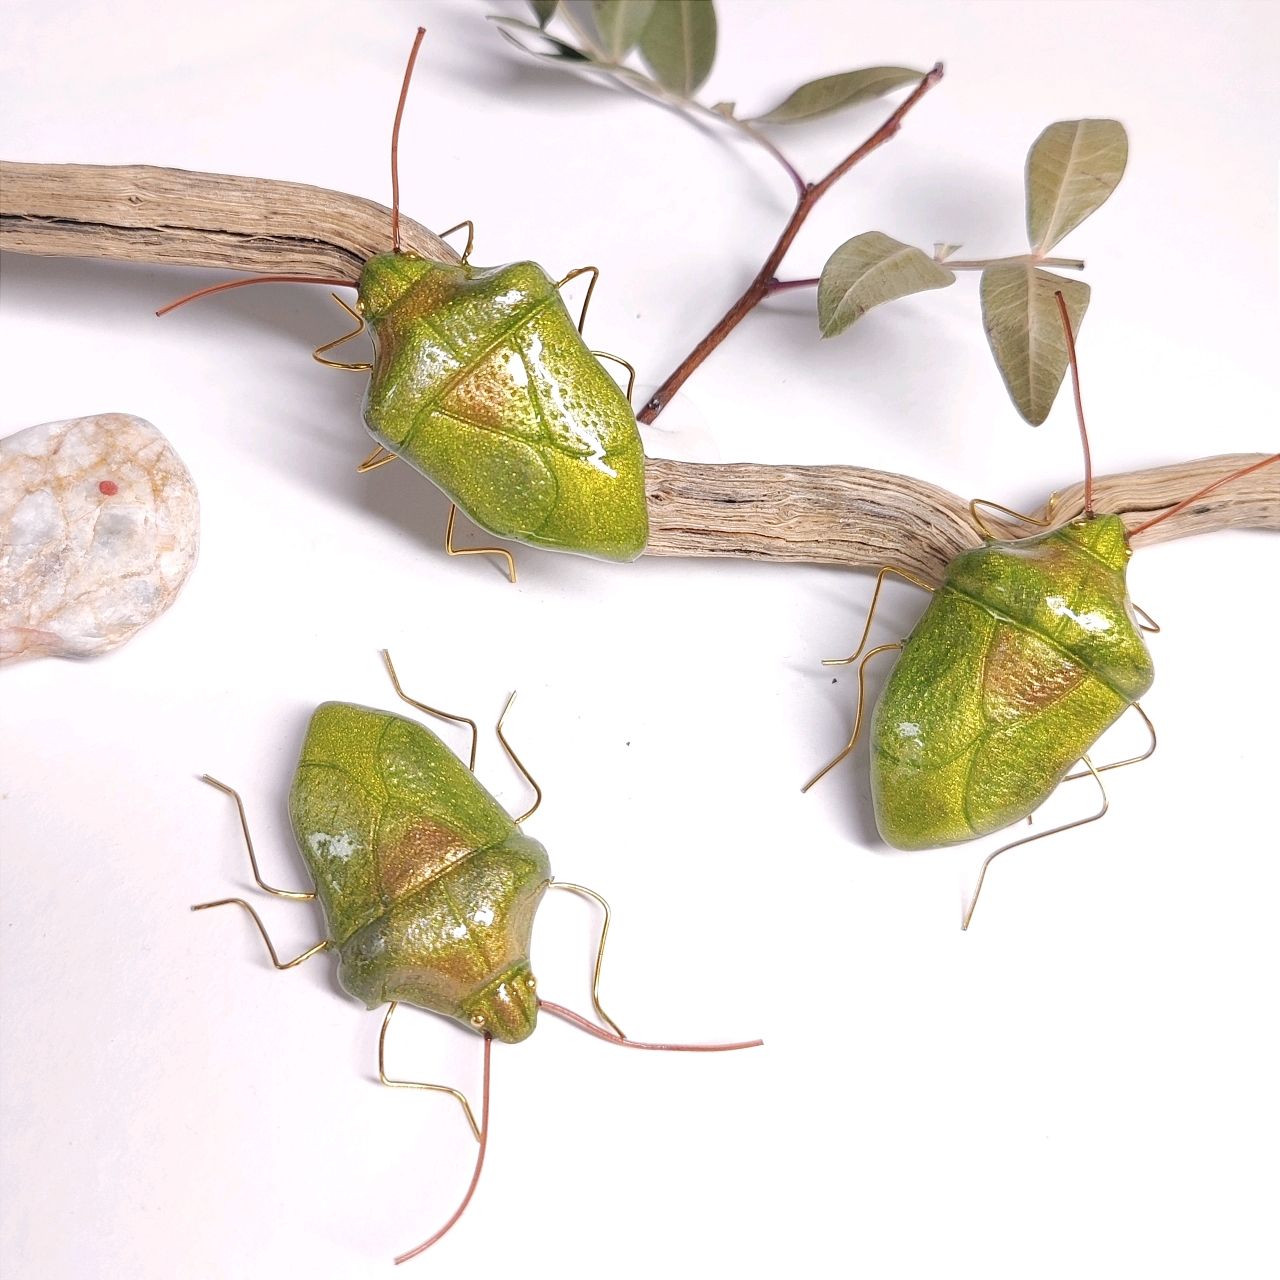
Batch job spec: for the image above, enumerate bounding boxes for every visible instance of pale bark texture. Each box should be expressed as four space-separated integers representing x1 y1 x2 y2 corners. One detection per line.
3 159 1276 582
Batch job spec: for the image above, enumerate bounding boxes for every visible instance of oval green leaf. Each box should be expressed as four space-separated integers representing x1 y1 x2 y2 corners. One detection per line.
980 264 1090 425
1026 119 1128 253
592 0 656 59
639 0 717 97
817 232 955 338
752 67 923 124
529 0 559 28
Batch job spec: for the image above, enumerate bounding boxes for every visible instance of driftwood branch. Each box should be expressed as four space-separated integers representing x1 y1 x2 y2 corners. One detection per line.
3 160 1277 581
643 454 1278 583
0 161 460 279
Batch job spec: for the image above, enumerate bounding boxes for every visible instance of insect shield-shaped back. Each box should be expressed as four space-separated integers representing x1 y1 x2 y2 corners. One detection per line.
288 701 550 1043
358 253 649 562
871 514 1154 849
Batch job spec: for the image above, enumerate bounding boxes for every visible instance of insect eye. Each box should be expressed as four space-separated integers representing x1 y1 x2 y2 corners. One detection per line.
525 977 537 990
470 1013 485 1028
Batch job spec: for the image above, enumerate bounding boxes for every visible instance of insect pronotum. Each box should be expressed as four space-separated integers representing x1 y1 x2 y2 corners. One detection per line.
804 292 1279 928
160 29 649 579
193 651 760 1262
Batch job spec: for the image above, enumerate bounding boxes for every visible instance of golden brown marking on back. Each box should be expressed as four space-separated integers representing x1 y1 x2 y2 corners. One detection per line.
379 817 474 902
981 625 1085 724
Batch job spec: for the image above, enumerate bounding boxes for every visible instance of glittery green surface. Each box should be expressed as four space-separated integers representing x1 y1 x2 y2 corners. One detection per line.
871 515 1154 849
358 253 649 562
288 702 551 1043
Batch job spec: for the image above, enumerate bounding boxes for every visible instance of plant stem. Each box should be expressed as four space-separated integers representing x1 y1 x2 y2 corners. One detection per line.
719 116 807 199
700 253 1086 299
940 254 1085 271
638 64 944 425
553 5 808 199
766 277 820 294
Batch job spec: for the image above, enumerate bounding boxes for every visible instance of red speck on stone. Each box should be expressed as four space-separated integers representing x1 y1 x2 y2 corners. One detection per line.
99 480 119 496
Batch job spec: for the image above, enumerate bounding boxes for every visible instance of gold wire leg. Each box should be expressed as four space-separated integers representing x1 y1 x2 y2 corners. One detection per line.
591 350 637 405
313 293 372 371
803 642 903 793
1063 702 1156 781
200 776 315 900
824 565 934 668
378 1002 481 1142
191 897 329 969
1132 604 1161 634
969 497 1053 542
446 504 517 584
557 265 600 335
357 444 398 474
495 692 542 825
962 756 1109 931
547 881 625 1039
380 649 479 772
437 220 476 263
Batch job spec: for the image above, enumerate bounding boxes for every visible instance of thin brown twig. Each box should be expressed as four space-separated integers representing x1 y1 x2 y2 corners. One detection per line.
637 63 945 424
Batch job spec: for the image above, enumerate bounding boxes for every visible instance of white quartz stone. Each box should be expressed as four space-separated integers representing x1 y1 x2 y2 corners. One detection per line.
0 413 200 662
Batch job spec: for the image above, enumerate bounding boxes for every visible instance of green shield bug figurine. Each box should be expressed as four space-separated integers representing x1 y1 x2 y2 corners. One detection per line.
161 28 649 577
805 293 1279 928
193 652 760 1263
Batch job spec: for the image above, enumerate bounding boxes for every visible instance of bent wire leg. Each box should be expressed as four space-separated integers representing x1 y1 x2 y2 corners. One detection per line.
1132 604 1161 634
557 265 600 335
190 897 329 969
313 292 372 371
200 776 314 900
494 692 541 825
379 649 479 772
803 642 903 793
437 219 475 264
357 444 398 474
961 756 1109 932
591 349 637 405
824 565 933 668
547 881 624 1039
1063 702 1156 781
968 496 1054 542
445 504 517 585
378 1002 481 1142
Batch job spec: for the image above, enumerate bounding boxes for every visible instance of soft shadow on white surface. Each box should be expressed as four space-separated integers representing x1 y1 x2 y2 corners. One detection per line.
3 2 1278 1278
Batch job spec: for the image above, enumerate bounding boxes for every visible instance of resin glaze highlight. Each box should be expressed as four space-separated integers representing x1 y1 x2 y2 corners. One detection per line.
358 253 649 562
871 515 1154 849
289 701 550 1043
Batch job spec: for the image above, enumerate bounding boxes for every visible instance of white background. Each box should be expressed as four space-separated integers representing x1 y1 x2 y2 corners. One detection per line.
2 1 1278 1277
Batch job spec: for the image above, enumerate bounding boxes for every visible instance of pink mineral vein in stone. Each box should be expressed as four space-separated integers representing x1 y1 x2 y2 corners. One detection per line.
0 413 200 662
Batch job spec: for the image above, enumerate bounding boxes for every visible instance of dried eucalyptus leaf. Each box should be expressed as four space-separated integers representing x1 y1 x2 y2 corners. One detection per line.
980 264 1090 425
1026 120 1128 253
639 0 717 96
752 67 922 124
491 17 592 63
529 0 559 28
818 232 955 337
592 0 656 59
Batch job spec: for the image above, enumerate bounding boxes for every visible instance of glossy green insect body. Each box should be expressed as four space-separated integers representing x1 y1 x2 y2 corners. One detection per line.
290 701 550 1042
871 514 1153 848
358 252 649 562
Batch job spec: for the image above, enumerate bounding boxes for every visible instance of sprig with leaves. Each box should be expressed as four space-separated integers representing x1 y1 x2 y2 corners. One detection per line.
821 120 1128 423
491 1 940 418
492 1 1128 427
